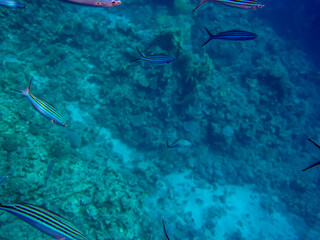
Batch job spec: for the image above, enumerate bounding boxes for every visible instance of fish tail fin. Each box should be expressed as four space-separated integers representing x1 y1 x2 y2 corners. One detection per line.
162 219 170 240
158 141 170 155
193 0 207 12
158 148 168 155
136 47 143 57
201 27 214 47
130 58 141 63
130 47 143 62
205 27 214 37
302 138 320 171
302 161 320 171
201 39 211 47
10 88 24 94
11 76 33 95
308 138 320 149
27 76 33 92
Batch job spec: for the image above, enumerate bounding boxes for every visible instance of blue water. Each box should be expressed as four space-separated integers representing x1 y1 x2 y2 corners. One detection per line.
0 0 320 239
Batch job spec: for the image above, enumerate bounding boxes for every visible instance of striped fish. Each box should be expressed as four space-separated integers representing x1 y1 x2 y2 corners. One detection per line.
0 203 87 240
0 0 27 8
193 0 264 12
130 47 174 65
201 27 257 47
11 77 67 127
302 138 320 171
167 138 192 149
60 0 121 7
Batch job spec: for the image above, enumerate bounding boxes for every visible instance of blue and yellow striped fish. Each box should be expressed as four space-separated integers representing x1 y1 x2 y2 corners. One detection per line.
11 77 67 126
193 0 264 12
0 203 87 240
201 27 257 47
130 47 174 65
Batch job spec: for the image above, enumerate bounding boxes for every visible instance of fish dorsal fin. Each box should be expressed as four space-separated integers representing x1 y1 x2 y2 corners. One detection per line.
136 47 144 57
205 27 214 36
10 76 34 95
308 138 320 149
130 47 144 62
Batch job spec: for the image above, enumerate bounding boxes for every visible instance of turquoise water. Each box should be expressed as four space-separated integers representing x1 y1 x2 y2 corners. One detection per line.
0 0 320 239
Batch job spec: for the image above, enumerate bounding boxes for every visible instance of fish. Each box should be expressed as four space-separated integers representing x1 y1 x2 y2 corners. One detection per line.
130 47 174 65
0 175 8 184
159 138 192 154
201 27 257 47
0 203 87 240
162 219 170 240
302 138 320 171
45 159 55 186
11 77 67 127
193 0 264 12
167 138 192 148
60 0 121 7
0 0 27 8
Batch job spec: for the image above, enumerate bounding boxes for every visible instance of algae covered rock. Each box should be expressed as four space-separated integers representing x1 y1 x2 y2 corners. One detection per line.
1 134 18 152
222 125 234 138
65 130 82 148
250 56 292 100
138 77 150 88
174 0 193 14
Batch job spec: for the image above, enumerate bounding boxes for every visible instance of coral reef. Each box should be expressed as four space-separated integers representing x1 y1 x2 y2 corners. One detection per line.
0 0 319 239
